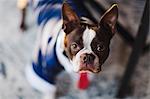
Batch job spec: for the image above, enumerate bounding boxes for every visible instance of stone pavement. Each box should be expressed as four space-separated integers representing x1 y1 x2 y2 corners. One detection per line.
0 0 41 98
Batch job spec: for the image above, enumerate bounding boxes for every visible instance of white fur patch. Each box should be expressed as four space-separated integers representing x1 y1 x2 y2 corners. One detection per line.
71 27 96 72
83 27 96 51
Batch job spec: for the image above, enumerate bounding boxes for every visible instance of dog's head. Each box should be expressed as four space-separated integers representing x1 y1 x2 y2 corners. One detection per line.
62 3 118 73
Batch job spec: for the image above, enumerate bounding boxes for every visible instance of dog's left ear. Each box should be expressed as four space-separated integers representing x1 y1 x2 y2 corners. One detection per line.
62 3 80 34
99 4 118 35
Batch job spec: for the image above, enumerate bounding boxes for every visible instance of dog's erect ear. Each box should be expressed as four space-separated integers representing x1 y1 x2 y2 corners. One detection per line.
99 4 118 35
62 3 80 34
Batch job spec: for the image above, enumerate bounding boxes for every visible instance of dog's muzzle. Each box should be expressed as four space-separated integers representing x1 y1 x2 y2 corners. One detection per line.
79 53 100 73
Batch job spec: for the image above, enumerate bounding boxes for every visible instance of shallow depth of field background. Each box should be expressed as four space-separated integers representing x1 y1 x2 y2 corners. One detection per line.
0 0 149 99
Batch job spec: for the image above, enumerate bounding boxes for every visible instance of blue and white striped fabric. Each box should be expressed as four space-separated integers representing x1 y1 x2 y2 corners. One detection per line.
30 0 88 85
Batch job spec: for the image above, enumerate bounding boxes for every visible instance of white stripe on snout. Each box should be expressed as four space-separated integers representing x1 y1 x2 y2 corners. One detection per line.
83 27 96 51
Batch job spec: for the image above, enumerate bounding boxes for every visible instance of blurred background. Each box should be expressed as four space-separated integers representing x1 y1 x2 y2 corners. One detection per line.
0 0 149 99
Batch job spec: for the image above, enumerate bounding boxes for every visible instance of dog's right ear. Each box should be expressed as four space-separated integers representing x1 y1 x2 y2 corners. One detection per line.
62 3 80 34
99 4 118 36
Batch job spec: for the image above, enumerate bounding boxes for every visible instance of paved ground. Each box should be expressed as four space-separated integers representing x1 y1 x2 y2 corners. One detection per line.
0 0 149 99
0 0 41 99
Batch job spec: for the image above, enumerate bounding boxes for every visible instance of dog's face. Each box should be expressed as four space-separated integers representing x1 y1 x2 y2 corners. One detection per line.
62 3 118 73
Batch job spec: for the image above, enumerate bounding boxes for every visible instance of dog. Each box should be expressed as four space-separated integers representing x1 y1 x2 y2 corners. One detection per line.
23 0 118 99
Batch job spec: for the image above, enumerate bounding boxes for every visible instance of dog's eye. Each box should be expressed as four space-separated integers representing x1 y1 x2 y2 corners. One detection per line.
71 42 79 51
97 44 105 52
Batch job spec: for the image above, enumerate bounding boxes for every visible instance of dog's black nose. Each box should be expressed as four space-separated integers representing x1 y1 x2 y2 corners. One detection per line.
82 53 95 64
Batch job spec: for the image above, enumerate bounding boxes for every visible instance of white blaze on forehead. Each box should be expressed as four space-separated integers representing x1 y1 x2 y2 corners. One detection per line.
83 27 96 51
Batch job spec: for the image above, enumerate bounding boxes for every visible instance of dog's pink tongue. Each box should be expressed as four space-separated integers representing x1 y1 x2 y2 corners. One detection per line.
78 73 89 90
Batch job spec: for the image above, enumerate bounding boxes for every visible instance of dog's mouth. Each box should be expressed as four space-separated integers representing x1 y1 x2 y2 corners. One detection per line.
78 69 101 74
78 63 101 73
79 68 93 73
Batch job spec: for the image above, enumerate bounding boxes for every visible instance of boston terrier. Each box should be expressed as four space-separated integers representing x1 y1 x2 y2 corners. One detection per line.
25 0 118 99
